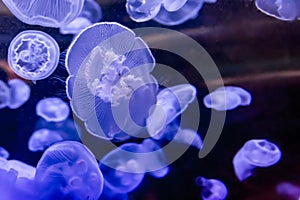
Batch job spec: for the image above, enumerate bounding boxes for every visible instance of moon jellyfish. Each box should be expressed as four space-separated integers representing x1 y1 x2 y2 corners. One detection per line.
255 0 300 21
277 182 300 200
203 86 251 111
233 139 281 181
147 84 196 137
66 22 157 141
2 0 84 28
126 0 162 22
35 141 104 200
195 176 228 200
7 79 30 109
7 30 60 82
0 159 36 180
28 129 64 152
0 146 9 159
0 80 10 109
36 97 70 122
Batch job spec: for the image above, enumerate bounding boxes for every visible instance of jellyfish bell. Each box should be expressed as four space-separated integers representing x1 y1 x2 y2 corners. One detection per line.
126 0 162 22
7 30 60 83
28 129 64 152
7 79 30 109
195 176 228 200
162 0 188 12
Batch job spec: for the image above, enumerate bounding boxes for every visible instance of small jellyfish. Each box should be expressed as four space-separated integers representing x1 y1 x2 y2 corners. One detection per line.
28 129 64 152
7 30 60 82
7 79 30 109
0 80 10 109
126 0 162 22
0 159 36 180
195 176 228 200
255 0 300 21
233 139 281 181
2 0 84 27
203 86 251 111
35 141 104 200
36 97 70 122
0 146 9 159
173 129 203 150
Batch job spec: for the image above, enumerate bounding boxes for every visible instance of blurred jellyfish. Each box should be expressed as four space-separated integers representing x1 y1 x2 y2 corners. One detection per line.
233 139 281 181
7 79 30 109
195 176 228 200
277 182 300 200
35 141 104 200
0 159 36 180
2 0 84 27
255 0 300 21
66 22 157 141
147 84 196 137
203 86 251 111
0 146 9 159
0 80 10 109
28 129 64 152
100 186 129 200
7 30 60 82
36 97 70 122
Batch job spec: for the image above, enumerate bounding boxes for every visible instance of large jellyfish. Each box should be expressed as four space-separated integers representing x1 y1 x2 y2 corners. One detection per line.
233 139 281 181
195 176 228 200
7 79 30 109
0 80 10 109
66 22 157 141
7 30 60 82
126 0 218 26
35 141 104 200
36 97 70 122
255 0 300 21
28 129 64 152
2 0 84 28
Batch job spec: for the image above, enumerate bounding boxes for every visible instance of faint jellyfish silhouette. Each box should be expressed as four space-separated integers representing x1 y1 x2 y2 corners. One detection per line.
195 176 228 200
100 185 129 200
35 141 104 200
2 0 84 27
7 30 60 83
66 22 157 141
255 0 300 21
173 129 203 150
7 79 30 109
216 86 251 106
162 0 188 12
277 182 300 200
126 0 162 22
0 80 10 109
28 129 64 152
0 146 9 159
233 139 281 181
36 97 70 122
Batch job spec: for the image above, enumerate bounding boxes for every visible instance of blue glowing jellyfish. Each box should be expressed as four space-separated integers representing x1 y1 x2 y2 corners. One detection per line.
0 80 10 109
2 0 84 28
203 86 251 111
7 79 30 109
0 159 36 180
255 0 300 21
28 129 64 152
233 139 281 181
126 0 162 22
7 30 60 82
35 141 104 199
277 182 300 200
0 146 9 159
195 176 228 200
36 97 70 122
66 22 157 141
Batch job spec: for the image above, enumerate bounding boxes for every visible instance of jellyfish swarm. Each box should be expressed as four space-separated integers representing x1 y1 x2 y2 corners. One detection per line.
233 139 281 181
195 176 228 200
36 97 70 122
66 22 157 141
35 141 104 200
203 86 252 111
28 129 64 152
7 79 30 109
0 80 10 109
126 0 218 25
2 0 84 28
255 0 300 21
7 30 60 82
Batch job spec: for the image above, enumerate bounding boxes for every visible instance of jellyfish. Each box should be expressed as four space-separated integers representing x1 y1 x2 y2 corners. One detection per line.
59 17 92 35
28 129 64 152
0 80 10 109
233 139 281 181
0 146 9 159
66 22 157 141
126 0 163 22
255 0 300 21
7 30 60 82
35 141 104 200
203 86 251 111
2 0 84 28
277 182 300 200
7 79 30 109
0 159 36 180
36 97 70 122
195 176 228 200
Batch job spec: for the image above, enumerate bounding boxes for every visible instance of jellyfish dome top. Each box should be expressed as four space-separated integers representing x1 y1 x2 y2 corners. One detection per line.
2 0 84 28
7 79 30 109
35 141 104 200
7 30 60 82
66 22 157 141
195 176 228 200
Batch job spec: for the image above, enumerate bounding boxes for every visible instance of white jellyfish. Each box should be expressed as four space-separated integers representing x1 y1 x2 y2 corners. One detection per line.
195 176 228 200
28 129 64 152
7 79 30 109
